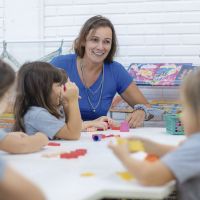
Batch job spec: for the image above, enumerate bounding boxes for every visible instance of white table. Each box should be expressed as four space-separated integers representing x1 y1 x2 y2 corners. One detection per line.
1 127 185 200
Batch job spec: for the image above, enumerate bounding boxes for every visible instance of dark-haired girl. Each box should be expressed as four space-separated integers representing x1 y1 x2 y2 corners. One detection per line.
13 61 82 140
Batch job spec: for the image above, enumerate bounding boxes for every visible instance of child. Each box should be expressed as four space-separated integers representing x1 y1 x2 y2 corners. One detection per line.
13 61 82 140
0 160 46 200
109 68 200 200
0 60 48 154
0 59 46 200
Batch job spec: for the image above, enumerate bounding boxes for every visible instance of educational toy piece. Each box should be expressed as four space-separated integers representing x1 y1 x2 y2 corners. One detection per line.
60 152 79 159
97 128 104 131
145 154 159 162
117 171 134 181
42 148 87 159
101 134 120 138
116 138 127 145
116 138 145 152
92 134 102 141
110 124 120 130
48 142 61 146
120 121 129 132
80 172 95 177
60 149 87 159
92 134 120 141
128 140 145 152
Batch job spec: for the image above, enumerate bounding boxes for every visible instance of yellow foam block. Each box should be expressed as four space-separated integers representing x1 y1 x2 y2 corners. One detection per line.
128 140 145 152
116 138 145 152
117 171 134 181
116 138 127 145
80 172 95 177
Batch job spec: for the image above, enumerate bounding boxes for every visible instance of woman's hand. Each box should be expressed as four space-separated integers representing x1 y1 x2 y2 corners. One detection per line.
126 110 145 128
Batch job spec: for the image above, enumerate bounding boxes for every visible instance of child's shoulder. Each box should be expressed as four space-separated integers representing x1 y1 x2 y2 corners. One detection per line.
183 133 200 147
24 106 48 120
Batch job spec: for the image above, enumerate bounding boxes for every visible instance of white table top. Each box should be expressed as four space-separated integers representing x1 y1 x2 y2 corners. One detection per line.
1 127 185 200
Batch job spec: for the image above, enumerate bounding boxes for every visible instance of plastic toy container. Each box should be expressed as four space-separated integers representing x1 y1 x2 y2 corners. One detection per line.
164 114 184 135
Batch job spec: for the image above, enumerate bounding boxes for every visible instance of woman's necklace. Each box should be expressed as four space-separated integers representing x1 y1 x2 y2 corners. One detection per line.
80 61 104 113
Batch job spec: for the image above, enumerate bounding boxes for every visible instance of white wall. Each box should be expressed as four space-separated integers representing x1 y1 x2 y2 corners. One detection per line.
0 0 44 66
0 0 200 66
0 0 4 39
43 0 200 66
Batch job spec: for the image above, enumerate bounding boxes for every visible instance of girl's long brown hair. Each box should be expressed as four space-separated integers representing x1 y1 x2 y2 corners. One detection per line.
13 61 63 132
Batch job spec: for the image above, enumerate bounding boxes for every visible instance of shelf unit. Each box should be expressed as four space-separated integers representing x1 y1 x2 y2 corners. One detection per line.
110 63 195 127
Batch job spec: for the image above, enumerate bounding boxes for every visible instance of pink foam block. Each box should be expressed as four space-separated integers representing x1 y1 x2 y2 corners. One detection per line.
120 121 130 132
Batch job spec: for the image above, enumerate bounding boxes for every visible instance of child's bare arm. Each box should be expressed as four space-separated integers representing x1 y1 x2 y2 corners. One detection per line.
109 143 175 186
0 165 46 200
56 82 81 140
121 155 174 186
0 132 48 154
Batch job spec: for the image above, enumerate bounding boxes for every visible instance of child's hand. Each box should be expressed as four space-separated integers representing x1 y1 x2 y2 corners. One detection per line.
62 80 79 103
82 120 109 132
108 142 130 162
94 116 119 127
127 136 158 154
95 116 112 124
34 132 49 146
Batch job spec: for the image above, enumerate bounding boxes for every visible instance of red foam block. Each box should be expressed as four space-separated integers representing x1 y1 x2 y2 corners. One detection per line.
48 142 61 146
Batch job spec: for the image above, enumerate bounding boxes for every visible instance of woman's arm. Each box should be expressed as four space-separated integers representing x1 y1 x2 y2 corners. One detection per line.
121 82 150 107
0 165 46 200
0 132 48 154
120 82 151 128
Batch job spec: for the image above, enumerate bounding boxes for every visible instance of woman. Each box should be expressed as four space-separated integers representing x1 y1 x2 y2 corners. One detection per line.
51 15 150 128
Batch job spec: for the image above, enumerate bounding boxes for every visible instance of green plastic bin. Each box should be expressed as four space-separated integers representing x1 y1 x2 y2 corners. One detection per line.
164 114 184 135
